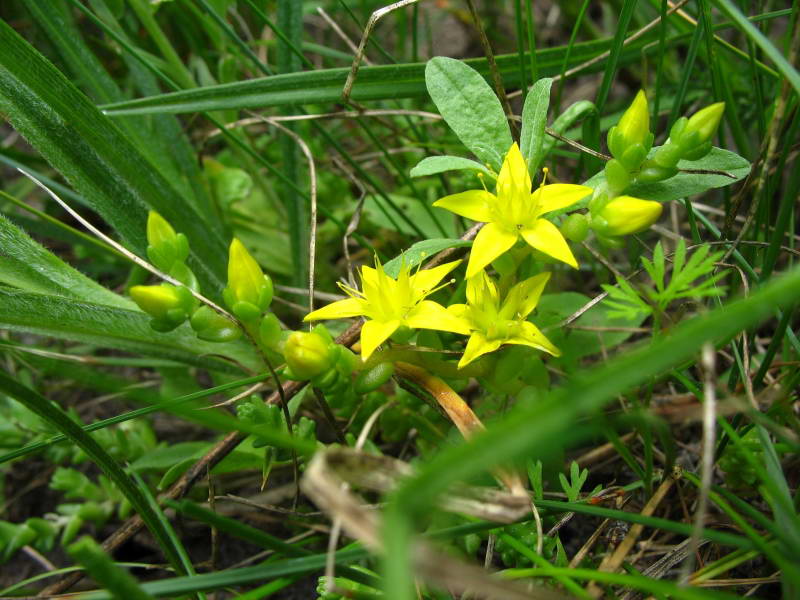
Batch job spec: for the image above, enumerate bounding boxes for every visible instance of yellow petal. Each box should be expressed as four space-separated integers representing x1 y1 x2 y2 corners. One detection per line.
534 184 593 216
447 303 471 321
465 270 499 308
304 297 365 321
458 332 503 369
360 319 400 361
411 260 462 299
466 222 518 278
432 190 494 222
405 300 471 335
499 272 550 320
520 219 578 269
507 321 561 357
496 143 530 199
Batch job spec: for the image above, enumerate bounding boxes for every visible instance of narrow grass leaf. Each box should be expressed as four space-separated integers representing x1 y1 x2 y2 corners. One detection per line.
0 288 256 373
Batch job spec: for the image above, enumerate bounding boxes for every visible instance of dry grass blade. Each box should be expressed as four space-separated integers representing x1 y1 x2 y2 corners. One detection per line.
341 0 422 103
302 448 568 600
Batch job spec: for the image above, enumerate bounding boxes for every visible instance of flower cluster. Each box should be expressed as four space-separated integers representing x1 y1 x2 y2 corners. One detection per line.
131 82 727 383
303 90 725 371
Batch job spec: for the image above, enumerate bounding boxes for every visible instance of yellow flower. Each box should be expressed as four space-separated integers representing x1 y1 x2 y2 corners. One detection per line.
304 258 470 361
448 271 560 369
433 143 591 276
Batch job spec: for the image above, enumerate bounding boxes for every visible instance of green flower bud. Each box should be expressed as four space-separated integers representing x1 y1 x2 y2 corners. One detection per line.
130 284 194 332
607 91 652 165
652 142 683 169
223 238 273 322
190 305 241 342
681 140 713 162
146 211 189 273
283 331 335 380
683 102 725 148
561 213 590 243
594 196 662 236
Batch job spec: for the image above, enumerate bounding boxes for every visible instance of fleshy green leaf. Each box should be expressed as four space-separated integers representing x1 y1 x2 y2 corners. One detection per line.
425 57 512 170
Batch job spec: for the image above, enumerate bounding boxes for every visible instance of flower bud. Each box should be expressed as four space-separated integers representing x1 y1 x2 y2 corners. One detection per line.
130 284 194 331
190 305 241 342
223 238 273 322
561 213 589 243
595 196 662 236
283 331 335 380
146 211 189 273
683 102 725 148
607 91 652 169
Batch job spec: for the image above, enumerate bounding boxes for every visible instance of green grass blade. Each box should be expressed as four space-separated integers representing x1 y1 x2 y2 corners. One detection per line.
0 19 227 292
711 0 800 96
383 262 800 599
0 288 256 373
67 537 157 600
101 40 630 116
0 212 130 308
79 548 369 599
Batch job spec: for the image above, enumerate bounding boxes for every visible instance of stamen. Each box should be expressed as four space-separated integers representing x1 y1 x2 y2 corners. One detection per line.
337 281 365 299
477 172 489 192
540 167 549 188
424 277 457 297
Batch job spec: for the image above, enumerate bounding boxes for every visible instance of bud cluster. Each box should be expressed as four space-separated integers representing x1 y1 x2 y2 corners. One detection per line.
566 93 725 245
130 211 199 333
130 212 278 345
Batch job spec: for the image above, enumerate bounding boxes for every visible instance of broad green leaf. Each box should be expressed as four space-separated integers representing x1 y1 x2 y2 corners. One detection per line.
425 57 512 170
0 212 131 309
0 20 227 293
0 289 255 373
383 239 473 278
100 40 625 116
409 156 493 179
584 147 751 202
519 78 553 175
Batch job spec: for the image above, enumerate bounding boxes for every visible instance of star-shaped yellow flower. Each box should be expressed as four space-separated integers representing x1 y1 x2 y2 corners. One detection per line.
448 271 559 368
304 258 470 361
433 143 592 276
